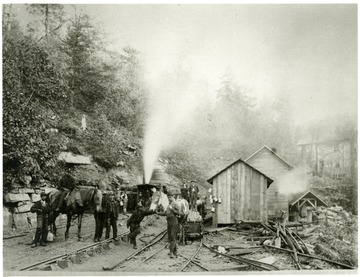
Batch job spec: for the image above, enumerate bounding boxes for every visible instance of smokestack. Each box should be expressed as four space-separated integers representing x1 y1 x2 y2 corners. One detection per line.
271 147 277 153
143 171 146 185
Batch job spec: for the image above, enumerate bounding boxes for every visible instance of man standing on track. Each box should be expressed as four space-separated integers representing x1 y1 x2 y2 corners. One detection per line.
105 191 119 241
157 192 182 258
30 192 50 248
127 202 155 249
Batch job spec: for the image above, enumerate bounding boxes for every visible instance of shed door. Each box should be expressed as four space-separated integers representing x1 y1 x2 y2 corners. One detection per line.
214 171 231 224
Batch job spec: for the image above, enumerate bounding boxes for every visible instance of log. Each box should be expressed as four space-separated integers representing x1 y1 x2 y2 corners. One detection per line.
265 245 354 269
278 225 301 269
228 247 263 256
285 222 313 227
285 228 304 253
213 244 257 249
205 227 230 233
292 231 311 255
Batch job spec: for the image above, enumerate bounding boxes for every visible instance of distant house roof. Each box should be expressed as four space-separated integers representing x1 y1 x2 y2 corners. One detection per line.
207 157 273 187
297 135 351 146
245 145 294 168
289 190 328 207
58 152 92 165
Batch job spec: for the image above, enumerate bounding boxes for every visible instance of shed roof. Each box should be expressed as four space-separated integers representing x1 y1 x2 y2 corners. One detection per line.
245 145 294 168
207 157 273 187
289 190 328 207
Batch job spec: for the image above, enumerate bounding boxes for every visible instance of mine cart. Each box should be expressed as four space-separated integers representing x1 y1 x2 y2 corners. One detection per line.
185 210 203 239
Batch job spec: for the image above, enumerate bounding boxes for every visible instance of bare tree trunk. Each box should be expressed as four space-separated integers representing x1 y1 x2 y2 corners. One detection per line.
45 4 49 37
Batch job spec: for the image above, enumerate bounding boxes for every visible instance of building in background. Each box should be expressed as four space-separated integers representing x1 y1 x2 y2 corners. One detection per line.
245 145 293 220
297 137 357 180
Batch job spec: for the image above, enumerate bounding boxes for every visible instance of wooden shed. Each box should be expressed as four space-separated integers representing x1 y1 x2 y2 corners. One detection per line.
245 145 293 219
288 190 328 222
207 158 273 227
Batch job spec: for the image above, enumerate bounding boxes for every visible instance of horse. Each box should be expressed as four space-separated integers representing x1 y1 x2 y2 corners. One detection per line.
93 190 108 242
149 191 169 212
48 186 103 241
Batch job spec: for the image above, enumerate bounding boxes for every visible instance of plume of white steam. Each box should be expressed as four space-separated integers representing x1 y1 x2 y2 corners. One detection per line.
277 166 309 196
142 70 202 183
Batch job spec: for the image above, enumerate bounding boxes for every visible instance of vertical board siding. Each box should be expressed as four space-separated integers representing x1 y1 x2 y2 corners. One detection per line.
251 171 261 221
246 147 292 218
230 164 236 222
240 163 246 220
212 160 269 226
213 177 218 227
226 167 231 222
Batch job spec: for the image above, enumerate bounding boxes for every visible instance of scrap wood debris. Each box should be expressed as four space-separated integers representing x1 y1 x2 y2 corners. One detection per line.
204 204 356 271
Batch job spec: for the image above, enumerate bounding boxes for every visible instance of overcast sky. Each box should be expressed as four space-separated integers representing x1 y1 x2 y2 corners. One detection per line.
11 3 357 125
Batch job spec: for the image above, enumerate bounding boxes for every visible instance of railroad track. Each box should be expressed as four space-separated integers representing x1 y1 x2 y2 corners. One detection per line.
18 229 131 271
102 234 279 272
17 214 281 273
17 214 154 271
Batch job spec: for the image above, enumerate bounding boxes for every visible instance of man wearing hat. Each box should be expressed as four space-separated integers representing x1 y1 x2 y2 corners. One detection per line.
156 192 182 258
127 202 155 249
188 181 199 210
55 174 77 212
30 191 50 248
105 191 119 240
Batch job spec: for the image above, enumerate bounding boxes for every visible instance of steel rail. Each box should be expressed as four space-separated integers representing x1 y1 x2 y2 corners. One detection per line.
126 243 169 271
19 230 131 271
177 253 210 271
18 213 156 271
179 240 203 272
103 229 168 271
203 243 279 271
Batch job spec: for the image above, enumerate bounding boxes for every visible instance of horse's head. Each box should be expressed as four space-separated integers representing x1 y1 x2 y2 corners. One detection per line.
149 191 169 212
93 188 103 212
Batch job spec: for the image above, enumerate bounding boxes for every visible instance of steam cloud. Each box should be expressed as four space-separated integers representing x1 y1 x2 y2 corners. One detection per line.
142 67 204 183
277 166 309 196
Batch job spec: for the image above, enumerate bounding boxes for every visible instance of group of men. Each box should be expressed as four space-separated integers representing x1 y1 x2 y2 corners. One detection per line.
126 191 181 258
29 176 202 260
181 180 200 211
30 174 129 247
93 190 128 242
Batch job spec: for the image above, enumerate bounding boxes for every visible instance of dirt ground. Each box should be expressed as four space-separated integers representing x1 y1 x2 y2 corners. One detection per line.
3 212 358 274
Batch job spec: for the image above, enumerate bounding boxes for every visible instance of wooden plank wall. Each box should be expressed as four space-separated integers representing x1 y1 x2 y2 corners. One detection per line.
213 161 268 226
246 148 291 218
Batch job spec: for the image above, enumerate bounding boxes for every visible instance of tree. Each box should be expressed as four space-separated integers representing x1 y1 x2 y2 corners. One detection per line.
27 4 66 41
63 13 107 111
3 19 68 188
94 47 147 134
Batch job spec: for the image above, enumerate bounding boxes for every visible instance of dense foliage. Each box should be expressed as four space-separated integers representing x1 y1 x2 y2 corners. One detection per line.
2 5 146 189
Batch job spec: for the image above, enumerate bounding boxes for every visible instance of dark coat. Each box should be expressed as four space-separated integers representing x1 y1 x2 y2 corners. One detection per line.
127 207 154 226
31 200 51 214
105 199 119 218
31 200 50 221
189 184 199 196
